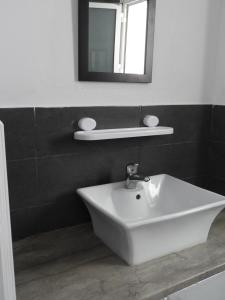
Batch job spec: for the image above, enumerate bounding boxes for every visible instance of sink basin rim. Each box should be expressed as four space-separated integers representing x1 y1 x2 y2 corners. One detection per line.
77 175 225 229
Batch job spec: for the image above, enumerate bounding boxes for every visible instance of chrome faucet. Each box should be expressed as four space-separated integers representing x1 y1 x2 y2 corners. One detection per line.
126 163 150 189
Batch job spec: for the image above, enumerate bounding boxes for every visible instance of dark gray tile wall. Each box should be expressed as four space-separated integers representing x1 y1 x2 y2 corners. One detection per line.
208 105 225 195
0 105 212 241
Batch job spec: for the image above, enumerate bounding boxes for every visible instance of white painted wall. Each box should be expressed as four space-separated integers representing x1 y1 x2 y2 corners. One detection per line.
209 1 225 106
0 0 220 107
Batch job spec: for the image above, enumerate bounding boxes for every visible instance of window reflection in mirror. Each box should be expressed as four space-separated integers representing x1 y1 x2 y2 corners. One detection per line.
88 0 148 75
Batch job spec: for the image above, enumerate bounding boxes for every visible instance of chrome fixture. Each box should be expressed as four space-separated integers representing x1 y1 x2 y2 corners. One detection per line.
126 163 150 189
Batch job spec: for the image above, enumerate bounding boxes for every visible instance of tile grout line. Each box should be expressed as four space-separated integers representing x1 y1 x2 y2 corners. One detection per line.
33 107 39 201
137 105 143 162
6 139 210 163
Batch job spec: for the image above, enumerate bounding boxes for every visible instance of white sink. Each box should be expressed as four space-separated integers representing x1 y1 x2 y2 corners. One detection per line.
77 175 225 265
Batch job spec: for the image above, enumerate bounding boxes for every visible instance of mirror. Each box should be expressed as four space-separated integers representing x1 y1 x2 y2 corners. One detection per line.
79 0 156 83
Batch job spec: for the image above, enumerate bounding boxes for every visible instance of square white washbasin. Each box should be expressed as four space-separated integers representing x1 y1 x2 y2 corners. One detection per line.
77 175 225 265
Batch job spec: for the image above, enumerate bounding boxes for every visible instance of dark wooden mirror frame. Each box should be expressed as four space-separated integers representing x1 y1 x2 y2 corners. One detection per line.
78 0 156 83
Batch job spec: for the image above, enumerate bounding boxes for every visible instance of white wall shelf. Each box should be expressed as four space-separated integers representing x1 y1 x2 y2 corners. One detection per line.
74 126 174 141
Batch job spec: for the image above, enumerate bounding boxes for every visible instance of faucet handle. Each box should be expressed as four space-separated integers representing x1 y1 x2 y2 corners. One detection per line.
126 163 139 176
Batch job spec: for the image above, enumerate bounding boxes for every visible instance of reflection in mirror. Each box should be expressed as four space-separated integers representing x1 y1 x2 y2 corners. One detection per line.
88 0 148 75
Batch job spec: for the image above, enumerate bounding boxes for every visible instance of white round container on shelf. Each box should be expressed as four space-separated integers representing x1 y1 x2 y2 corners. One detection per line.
143 115 159 127
78 118 97 131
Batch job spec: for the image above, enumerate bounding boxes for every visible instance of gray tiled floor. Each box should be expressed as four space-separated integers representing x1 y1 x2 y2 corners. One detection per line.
14 211 225 300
